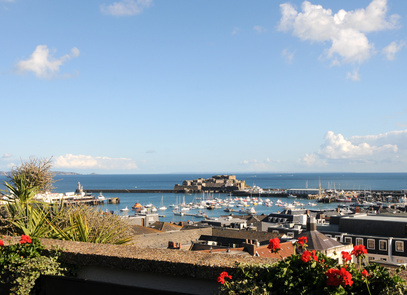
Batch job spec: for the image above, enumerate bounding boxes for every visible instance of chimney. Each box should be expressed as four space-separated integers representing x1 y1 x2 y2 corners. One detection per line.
307 216 317 231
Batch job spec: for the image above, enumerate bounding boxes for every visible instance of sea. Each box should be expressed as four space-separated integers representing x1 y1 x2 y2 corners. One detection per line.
1 173 406 223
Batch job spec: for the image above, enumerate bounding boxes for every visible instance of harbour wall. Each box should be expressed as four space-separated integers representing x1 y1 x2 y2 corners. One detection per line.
84 189 405 197
85 189 177 193
84 189 290 197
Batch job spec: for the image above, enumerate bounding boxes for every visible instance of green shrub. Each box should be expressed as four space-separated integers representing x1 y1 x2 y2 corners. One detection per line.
1 158 133 244
49 205 133 244
0 235 67 295
218 238 407 295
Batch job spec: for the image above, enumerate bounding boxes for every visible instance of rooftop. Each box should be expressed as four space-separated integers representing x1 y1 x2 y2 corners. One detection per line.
341 214 407 223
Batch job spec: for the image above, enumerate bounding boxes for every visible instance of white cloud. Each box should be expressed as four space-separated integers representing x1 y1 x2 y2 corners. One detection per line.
253 25 267 34
240 158 273 171
54 154 138 170
101 0 152 16
6 162 16 169
301 153 318 166
279 0 399 69
346 69 360 81
281 48 295 64
16 45 80 78
382 41 406 60
301 130 404 169
319 131 397 159
232 27 240 35
0 154 14 171
350 129 407 149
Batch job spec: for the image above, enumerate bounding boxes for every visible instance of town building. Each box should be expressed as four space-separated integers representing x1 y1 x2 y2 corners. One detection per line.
299 216 353 263
318 213 407 265
200 216 248 229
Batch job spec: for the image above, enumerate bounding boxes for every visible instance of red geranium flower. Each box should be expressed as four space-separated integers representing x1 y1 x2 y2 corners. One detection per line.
340 267 353 287
302 250 311 262
217 271 232 284
0 240 4 247
341 251 352 262
326 268 341 286
351 245 367 257
297 236 307 247
301 250 319 263
267 237 281 253
310 250 319 262
19 234 32 244
301 250 311 263
326 267 353 287
361 269 369 277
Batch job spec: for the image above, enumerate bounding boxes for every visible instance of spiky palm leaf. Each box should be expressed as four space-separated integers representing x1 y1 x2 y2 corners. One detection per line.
48 206 132 244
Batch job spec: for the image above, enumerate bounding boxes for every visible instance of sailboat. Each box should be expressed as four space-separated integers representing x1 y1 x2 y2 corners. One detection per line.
173 207 185 216
158 196 167 211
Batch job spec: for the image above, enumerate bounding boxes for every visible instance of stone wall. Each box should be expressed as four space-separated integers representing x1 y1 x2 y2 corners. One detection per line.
37 237 275 295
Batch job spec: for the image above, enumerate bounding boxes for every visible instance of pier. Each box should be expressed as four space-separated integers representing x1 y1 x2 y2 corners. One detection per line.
63 199 105 206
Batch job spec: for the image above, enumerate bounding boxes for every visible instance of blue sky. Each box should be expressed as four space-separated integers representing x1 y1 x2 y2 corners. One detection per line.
1 0 407 174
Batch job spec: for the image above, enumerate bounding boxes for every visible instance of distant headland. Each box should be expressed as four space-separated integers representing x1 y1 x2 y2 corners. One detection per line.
0 171 81 176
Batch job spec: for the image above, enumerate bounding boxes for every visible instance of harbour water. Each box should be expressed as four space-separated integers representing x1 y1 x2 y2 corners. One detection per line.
1 173 406 223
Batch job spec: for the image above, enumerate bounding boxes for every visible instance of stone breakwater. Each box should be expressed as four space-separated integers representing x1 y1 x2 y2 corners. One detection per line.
84 189 176 193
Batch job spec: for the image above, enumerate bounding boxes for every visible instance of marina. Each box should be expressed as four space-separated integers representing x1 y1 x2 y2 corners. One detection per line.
1 173 407 223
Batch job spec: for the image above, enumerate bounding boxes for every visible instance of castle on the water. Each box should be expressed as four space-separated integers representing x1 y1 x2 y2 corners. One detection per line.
173 175 246 193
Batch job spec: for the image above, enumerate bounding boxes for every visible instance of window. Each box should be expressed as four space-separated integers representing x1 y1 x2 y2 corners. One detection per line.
395 241 404 252
335 235 341 241
344 237 352 244
326 234 332 238
380 258 387 261
379 240 387 251
287 232 294 238
367 239 375 250
356 238 363 245
368 256 375 262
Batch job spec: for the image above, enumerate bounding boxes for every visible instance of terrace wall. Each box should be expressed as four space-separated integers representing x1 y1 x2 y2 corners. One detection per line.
38 238 274 295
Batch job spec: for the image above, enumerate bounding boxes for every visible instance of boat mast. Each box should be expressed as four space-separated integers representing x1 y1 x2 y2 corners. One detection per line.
318 177 322 198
